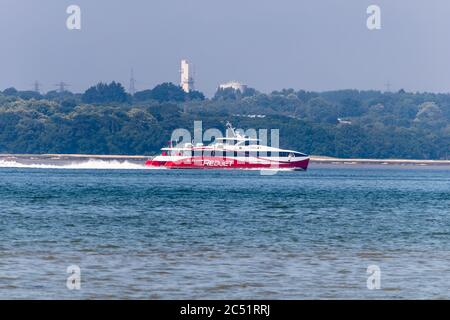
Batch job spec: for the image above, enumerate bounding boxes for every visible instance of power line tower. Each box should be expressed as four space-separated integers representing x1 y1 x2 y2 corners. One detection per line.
385 81 392 93
129 68 136 95
55 82 70 93
32 81 41 93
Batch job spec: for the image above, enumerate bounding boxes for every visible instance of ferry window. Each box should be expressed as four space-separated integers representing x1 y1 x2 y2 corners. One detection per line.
234 151 238 157
245 151 250 157
270 152 280 157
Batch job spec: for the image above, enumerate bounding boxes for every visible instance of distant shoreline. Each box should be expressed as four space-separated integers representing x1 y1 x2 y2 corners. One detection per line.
310 156 450 166
1 153 450 167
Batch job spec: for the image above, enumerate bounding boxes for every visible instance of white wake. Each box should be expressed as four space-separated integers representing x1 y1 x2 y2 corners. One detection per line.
0 159 148 170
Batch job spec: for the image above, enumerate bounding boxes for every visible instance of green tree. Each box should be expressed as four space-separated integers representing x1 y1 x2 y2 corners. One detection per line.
82 82 129 104
150 83 186 102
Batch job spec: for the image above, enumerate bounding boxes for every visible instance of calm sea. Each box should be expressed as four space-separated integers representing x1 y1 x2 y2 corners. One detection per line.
0 162 449 299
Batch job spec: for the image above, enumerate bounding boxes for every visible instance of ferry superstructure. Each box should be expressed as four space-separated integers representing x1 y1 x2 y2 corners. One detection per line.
146 123 309 171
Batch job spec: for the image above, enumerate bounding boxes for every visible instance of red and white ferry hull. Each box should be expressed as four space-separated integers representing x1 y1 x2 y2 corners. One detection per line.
146 156 309 171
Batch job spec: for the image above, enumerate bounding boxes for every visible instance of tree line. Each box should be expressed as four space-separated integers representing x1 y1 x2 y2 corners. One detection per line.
0 82 449 159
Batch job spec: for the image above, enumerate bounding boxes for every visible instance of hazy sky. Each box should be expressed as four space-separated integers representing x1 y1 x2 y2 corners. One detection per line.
0 0 449 96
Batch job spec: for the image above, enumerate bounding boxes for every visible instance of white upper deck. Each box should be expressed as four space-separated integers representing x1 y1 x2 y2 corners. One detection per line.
162 122 308 157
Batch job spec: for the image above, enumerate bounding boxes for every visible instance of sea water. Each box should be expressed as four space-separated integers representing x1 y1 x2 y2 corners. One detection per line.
0 162 449 299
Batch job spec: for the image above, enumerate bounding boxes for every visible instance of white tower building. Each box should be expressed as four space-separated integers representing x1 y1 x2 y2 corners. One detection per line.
180 59 195 93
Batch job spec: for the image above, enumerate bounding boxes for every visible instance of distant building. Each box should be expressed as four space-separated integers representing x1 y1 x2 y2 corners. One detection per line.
219 81 248 93
180 59 195 93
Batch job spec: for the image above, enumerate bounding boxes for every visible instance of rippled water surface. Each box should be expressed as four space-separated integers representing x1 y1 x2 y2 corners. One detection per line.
0 164 449 299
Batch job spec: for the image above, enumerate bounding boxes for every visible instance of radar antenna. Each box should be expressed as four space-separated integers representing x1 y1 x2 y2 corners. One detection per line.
226 121 237 138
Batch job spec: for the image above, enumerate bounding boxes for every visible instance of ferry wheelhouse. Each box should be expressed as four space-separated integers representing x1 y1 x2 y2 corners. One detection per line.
146 123 310 171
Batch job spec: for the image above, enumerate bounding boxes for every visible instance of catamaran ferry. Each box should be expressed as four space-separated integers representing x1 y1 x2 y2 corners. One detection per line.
146 123 310 170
